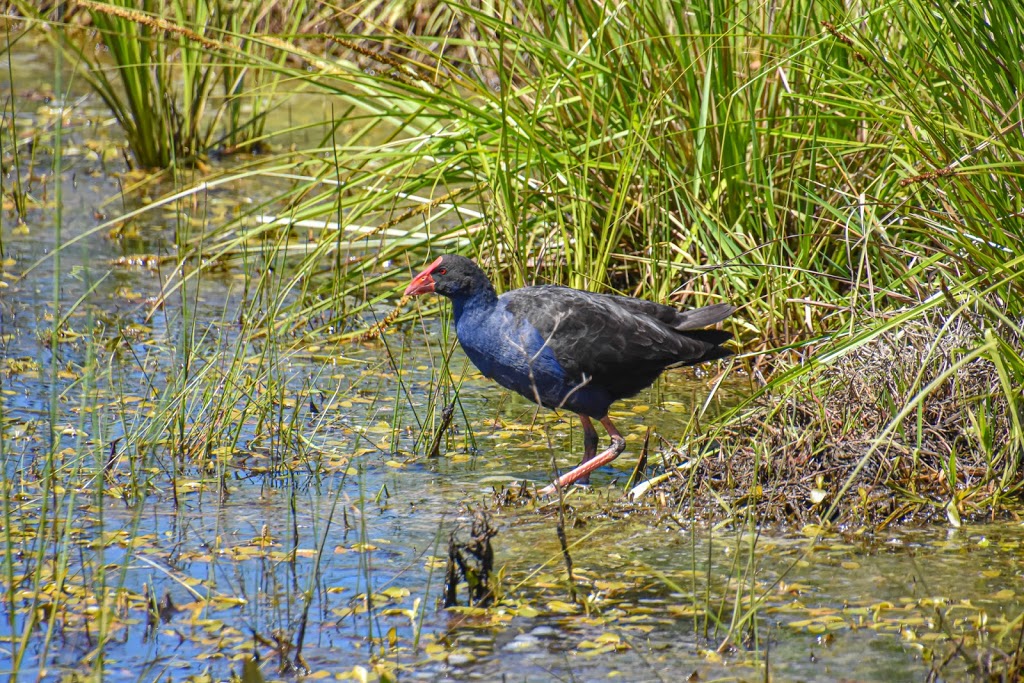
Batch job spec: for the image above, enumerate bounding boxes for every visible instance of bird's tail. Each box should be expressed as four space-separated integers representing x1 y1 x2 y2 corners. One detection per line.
674 328 734 365
672 303 736 331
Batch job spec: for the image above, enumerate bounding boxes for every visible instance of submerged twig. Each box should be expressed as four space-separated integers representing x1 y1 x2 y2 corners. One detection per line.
549 448 577 601
427 401 456 458
554 502 576 601
443 510 497 607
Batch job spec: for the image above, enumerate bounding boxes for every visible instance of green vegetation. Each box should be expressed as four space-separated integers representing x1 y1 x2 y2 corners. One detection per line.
1 0 1022 679
85 0 1021 517
15 0 310 167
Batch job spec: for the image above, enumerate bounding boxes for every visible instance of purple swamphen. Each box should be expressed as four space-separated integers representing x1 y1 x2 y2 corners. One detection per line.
405 254 734 495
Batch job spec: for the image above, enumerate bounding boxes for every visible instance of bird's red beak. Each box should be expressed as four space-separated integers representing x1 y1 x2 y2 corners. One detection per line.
404 256 444 296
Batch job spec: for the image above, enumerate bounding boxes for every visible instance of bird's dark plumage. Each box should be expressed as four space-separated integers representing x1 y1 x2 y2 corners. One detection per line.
505 287 733 406
405 254 734 494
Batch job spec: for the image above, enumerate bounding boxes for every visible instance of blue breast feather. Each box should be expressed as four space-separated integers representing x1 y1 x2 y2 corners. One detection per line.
453 298 614 417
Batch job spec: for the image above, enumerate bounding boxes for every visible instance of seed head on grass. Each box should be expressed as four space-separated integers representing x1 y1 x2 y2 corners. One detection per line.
356 295 410 342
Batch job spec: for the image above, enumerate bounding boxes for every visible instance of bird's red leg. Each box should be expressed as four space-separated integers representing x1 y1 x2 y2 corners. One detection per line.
539 416 625 496
573 414 600 486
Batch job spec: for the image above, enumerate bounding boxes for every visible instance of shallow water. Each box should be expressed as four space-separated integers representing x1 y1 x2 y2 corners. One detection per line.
2 48 1022 683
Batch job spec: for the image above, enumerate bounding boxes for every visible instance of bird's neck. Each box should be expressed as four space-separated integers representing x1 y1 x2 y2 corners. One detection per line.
450 282 498 322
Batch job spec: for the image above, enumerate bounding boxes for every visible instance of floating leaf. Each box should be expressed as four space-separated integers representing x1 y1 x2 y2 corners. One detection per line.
546 600 578 614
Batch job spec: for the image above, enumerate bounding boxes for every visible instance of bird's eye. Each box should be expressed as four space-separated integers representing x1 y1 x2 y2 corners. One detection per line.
436 268 447 275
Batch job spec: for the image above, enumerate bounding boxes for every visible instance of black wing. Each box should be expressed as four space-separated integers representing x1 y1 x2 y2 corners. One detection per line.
503 286 733 398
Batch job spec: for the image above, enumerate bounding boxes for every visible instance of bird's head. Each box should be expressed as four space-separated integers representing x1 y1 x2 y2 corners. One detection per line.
404 254 493 300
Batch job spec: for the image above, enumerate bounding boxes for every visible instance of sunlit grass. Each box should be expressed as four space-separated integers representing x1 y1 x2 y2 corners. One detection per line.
2 0 1023 678
13 0 308 168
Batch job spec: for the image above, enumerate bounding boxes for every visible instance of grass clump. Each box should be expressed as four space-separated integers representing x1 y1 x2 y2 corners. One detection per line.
13 0 310 168
656 309 1023 528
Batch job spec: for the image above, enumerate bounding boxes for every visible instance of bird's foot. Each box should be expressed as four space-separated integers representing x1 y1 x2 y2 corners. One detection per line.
538 478 594 497
539 432 625 497
538 480 592 497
